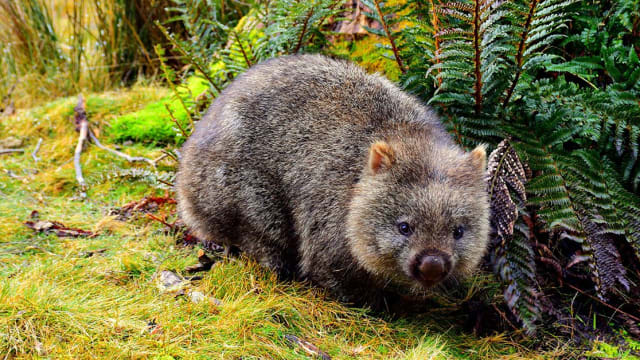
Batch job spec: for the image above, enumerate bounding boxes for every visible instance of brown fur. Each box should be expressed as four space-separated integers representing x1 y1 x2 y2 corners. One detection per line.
176 54 490 306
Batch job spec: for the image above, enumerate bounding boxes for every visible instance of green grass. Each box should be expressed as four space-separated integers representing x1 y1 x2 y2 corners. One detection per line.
0 89 604 359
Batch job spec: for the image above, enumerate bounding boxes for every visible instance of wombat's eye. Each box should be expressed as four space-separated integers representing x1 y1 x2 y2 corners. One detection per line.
398 222 412 236
453 226 464 240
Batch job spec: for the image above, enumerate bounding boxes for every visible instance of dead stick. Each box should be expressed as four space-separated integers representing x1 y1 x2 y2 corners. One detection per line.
157 178 174 187
87 129 159 166
0 149 24 155
32 138 43 163
491 303 520 332
73 95 88 195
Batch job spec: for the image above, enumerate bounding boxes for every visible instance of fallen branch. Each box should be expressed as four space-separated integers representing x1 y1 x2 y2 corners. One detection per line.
73 95 89 195
71 94 169 194
0 148 24 155
32 138 43 163
88 129 162 166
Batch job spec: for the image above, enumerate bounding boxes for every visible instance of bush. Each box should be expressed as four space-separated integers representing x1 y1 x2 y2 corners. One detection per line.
160 0 640 337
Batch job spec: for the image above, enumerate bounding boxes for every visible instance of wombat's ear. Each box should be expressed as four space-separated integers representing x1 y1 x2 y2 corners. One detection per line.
369 141 395 174
469 144 487 170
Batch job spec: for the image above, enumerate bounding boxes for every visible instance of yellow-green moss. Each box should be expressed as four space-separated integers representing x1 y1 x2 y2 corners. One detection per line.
108 75 211 145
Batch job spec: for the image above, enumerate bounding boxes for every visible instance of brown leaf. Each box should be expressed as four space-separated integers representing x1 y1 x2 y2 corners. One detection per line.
110 193 176 221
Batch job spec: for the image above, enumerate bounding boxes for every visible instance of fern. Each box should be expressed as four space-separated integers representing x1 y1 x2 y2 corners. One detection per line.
501 0 575 107
360 0 407 73
265 0 342 56
487 140 539 333
362 0 640 333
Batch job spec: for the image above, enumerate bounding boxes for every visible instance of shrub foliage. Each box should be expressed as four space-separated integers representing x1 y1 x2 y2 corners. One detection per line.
161 0 640 336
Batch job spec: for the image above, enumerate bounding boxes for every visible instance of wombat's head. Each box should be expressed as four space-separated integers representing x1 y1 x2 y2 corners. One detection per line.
346 137 489 293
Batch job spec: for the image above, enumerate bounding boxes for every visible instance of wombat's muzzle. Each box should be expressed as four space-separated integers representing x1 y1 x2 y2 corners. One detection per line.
411 250 452 287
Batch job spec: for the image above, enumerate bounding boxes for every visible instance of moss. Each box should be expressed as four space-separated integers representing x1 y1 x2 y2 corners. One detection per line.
108 75 211 145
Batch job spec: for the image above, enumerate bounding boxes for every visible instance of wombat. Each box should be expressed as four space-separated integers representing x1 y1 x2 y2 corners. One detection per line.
176 54 489 306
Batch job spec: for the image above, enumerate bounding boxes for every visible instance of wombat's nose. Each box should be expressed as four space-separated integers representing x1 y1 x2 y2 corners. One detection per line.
413 253 451 286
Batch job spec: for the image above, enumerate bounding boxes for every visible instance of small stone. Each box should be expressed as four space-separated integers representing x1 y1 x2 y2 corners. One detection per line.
157 270 186 295
188 291 206 304
0 136 23 148
123 140 134 146
210 298 223 306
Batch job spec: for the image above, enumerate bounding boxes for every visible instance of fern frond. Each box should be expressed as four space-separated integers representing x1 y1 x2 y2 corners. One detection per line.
502 0 574 107
487 140 539 334
579 214 630 300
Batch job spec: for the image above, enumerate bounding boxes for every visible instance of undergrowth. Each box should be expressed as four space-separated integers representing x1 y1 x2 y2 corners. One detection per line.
0 89 581 359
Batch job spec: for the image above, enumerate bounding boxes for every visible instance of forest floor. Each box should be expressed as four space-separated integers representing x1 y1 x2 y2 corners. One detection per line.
0 86 634 359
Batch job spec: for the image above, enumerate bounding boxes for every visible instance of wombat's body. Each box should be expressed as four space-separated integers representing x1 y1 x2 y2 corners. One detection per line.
176 55 489 306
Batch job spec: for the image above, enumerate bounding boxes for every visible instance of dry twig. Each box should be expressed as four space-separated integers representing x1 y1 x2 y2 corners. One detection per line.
71 94 168 194
164 103 189 139
32 138 43 163
88 129 162 166
73 95 89 195
0 148 24 155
